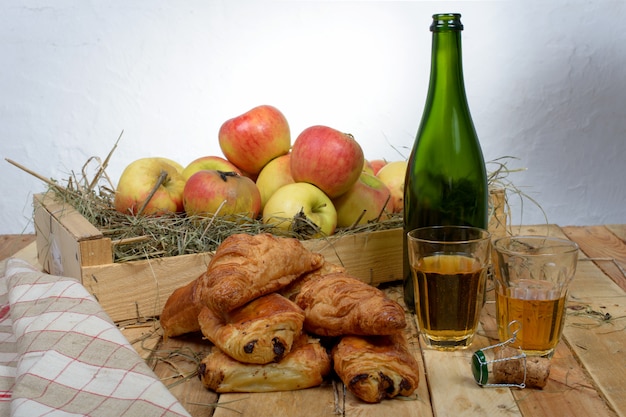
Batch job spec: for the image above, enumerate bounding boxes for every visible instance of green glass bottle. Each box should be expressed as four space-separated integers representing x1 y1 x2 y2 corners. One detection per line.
403 13 488 310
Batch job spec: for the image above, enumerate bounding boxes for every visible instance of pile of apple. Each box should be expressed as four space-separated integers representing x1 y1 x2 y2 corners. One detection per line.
114 105 407 238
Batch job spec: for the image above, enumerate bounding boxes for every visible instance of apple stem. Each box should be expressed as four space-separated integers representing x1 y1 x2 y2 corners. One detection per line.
137 170 168 216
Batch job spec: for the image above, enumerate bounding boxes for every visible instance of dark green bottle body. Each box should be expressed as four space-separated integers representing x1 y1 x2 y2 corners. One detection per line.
403 14 488 310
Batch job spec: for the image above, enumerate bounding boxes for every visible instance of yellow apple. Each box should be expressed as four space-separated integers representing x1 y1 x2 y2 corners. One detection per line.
333 172 391 228
262 182 337 238
376 160 407 213
255 154 295 209
114 157 186 215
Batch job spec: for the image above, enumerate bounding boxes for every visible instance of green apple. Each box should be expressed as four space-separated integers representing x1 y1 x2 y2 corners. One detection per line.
114 157 186 215
333 172 391 228
376 160 407 213
262 182 337 238
182 156 242 181
255 154 295 209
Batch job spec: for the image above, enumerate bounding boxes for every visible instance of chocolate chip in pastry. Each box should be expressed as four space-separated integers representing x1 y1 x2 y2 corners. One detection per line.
198 334 331 393
198 293 305 364
332 332 420 403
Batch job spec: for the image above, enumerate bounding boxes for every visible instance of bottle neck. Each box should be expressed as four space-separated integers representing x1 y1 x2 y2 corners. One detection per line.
427 29 467 104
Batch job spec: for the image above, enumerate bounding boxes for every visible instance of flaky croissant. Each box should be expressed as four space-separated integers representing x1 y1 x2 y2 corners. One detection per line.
295 272 406 336
332 333 420 403
198 293 305 364
160 275 203 339
196 233 324 313
279 260 346 301
198 334 331 393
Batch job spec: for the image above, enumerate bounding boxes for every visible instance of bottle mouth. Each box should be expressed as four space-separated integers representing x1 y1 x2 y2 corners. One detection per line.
431 13 463 32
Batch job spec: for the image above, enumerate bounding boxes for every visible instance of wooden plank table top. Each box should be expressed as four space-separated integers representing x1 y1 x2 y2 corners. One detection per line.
4 224 626 417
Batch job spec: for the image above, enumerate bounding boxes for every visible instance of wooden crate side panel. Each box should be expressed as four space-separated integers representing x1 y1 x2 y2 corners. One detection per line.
82 252 213 322
34 195 84 280
302 228 403 286
34 193 113 277
488 188 508 238
35 193 104 240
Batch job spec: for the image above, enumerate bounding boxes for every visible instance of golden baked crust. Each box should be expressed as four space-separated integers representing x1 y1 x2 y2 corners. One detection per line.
332 333 420 403
198 293 305 364
295 272 406 336
279 260 346 301
198 334 331 393
197 233 324 313
160 275 203 339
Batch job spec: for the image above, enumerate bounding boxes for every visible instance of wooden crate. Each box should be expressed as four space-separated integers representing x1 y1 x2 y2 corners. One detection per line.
33 189 506 323
33 193 404 323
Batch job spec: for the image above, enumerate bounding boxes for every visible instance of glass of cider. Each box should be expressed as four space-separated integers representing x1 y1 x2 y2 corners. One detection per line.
493 236 579 358
407 226 491 350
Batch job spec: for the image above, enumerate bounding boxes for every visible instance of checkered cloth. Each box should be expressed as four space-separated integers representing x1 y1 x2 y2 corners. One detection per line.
0 258 190 417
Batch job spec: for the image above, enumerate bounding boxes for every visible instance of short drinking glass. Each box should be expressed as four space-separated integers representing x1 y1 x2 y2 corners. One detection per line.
493 235 579 358
407 226 491 350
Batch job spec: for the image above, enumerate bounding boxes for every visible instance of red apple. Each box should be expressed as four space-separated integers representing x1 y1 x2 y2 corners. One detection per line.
255 154 295 209
369 159 388 175
183 170 261 220
262 182 337 238
290 125 364 199
376 160 407 213
182 156 242 180
218 105 291 175
333 172 391 228
114 157 186 215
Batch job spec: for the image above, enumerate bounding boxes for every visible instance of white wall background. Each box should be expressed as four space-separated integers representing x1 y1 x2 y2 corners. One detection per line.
1 0 625 235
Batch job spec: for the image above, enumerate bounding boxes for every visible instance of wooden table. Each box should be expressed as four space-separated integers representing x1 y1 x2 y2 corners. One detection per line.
4 224 626 417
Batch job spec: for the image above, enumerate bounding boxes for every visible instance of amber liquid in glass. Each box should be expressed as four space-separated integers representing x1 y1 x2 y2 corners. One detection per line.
496 280 567 356
412 254 485 348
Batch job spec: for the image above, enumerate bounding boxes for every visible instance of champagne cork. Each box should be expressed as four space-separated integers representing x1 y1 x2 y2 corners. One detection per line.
492 347 551 389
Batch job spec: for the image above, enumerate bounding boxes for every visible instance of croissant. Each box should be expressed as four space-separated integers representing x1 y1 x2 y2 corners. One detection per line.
197 293 305 364
198 334 331 393
295 272 406 336
279 260 346 301
160 275 203 339
197 233 324 313
332 333 420 403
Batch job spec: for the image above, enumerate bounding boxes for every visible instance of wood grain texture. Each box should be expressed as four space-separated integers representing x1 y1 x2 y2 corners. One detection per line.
0 234 36 261
4 225 626 417
562 225 626 292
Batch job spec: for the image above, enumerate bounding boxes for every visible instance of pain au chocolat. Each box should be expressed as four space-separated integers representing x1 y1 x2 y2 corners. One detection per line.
332 332 420 403
197 293 305 364
198 334 331 393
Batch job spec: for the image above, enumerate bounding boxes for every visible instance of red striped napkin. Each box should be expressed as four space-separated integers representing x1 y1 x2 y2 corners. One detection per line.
0 258 190 417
